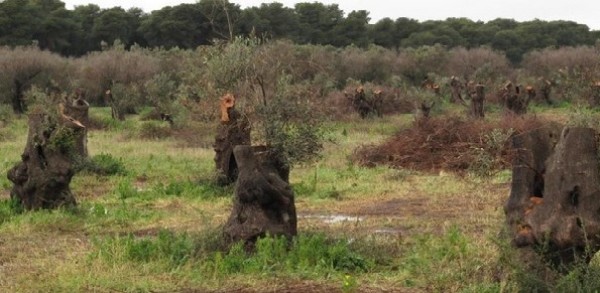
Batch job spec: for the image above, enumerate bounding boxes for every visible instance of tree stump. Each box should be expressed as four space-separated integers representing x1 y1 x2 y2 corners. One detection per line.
223 145 297 249
6 109 81 209
502 82 528 115
470 83 485 118
539 79 553 105
214 94 251 184
449 76 466 104
590 81 600 107
105 89 124 121
63 90 90 158
525 85 536 105
505 126 600 264
346 86 373 119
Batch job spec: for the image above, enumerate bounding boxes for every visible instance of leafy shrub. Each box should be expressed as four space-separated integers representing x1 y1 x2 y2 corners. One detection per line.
138 121 172 139
0 198 23 224
76 153 127 176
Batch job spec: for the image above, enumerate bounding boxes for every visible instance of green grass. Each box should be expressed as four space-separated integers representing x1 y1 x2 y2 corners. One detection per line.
3 106 600 292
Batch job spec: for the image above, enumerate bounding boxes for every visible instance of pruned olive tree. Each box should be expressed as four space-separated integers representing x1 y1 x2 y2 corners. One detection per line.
0 46 67 114
206 37 326 246
76 41 159 119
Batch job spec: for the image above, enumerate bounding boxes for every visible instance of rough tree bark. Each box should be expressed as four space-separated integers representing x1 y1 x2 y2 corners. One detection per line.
470 83 485 118
505 126 600 265
590 82 600 107
104 89 124 121
347 86 372 119
539 79 553 105
214 94 251 184
6 109 83 209
12 79 26 114
449 76 466 104
503 82 528 115
223 145 297 249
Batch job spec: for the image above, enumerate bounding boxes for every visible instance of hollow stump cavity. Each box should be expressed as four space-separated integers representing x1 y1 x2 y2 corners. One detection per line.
505 126 600 264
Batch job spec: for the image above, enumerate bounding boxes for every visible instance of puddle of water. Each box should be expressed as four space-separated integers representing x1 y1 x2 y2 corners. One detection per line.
299 214 364 224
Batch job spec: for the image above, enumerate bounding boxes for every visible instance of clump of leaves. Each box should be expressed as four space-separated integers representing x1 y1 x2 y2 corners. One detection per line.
255 74 327 166
76 153 127 176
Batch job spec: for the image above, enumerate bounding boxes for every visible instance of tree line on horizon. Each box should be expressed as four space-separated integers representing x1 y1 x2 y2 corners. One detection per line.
1 0 599 62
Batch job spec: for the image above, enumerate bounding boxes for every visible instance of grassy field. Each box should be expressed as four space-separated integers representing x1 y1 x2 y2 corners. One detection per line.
0 106 585 292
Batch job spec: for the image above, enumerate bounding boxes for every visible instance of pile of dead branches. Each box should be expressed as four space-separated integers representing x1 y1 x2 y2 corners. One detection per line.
354 115 547 173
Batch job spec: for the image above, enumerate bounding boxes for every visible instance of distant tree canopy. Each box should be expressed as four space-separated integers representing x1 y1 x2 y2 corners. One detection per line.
1 0 599 62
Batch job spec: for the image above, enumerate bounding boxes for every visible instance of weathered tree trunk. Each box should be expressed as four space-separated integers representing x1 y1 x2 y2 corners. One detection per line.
12 79 26 114
414 101 434 124
63 95 90 158
449 76 466 104
105 89 124 121
505 126 600 265
6 110 80 210
590 82 600 107
503 82 528 115
223 145 297 249
347 87 373 119
470 83 485 118
525 86 536 105
214 94 251 184
539 79 553 105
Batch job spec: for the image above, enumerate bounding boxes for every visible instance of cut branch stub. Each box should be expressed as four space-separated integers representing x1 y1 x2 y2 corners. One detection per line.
220 93 236 122
505 126 600 264
6 110 79 209
214 94 251 184
223 145 297 249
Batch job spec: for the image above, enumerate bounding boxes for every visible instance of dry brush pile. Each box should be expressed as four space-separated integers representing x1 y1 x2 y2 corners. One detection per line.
354 116 547 173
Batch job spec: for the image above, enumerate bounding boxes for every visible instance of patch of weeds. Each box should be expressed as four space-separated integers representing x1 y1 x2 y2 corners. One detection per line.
92 229 195 269
0 127 14 142
47 126 76 153
0 198 22 224
567 105 600 130
76 153 127 176
341 273 358 293
469 128 513 178
400 227 481 289
151 179 232 199
12 207 84 232
116 178 139 200
207 233 371 276
138 121 172 139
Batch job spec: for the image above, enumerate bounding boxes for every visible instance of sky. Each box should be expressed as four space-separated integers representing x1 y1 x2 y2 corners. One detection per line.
61 0 600 30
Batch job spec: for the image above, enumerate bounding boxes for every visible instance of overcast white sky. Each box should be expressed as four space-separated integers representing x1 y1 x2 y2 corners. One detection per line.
62 0 600 30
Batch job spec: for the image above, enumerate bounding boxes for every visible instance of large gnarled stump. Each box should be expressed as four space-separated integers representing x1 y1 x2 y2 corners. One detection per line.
6 109 82 209
214 94 251 184
223 145 297 249
505 126 600 264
